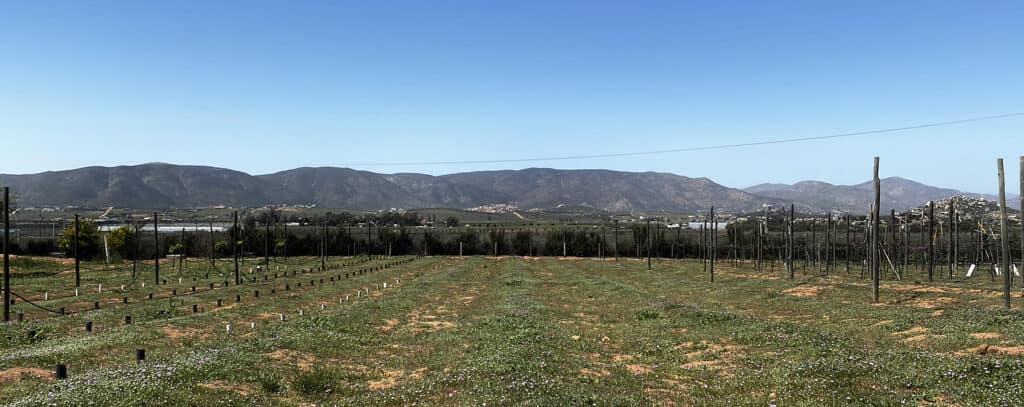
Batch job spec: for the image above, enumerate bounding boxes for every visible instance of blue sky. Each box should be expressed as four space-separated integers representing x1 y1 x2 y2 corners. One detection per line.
1 1 1022 194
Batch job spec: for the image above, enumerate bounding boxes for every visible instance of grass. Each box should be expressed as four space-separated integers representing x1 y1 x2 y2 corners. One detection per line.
1 255 1023 405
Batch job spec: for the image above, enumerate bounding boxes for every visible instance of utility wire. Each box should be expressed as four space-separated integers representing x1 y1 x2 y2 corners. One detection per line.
339 112 1024 166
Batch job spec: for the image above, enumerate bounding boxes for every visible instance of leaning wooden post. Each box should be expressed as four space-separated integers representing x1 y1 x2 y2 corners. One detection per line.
928 201 935 282
74 214 81 287
997 158 1011 309
872 157 881 303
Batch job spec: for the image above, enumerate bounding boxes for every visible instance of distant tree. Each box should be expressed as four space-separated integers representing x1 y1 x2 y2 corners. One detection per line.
442 216 460 227
107 225 137 259
57 218 102 260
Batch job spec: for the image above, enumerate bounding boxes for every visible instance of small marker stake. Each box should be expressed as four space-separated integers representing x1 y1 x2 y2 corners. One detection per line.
55 364 67 380
226 324 231 333
136 349 146 363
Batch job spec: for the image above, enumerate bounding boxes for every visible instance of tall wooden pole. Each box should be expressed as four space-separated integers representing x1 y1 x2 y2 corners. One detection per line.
233 211 239 285
180 227 186 273
3 187 9 321
947 202 954 279
646 218 652 270
264 213 270 266
872 157 881 303
845 215 851 274
1020 155 1023 288
998 159 1011 309
209 220 215 268
74 214 80 287
709 207 715 281
928 201 935 282
890 209 897 277
154 212 160 285
702 219 707 274
613 220 619 261
757 208 763 272
954 204 959 276
787 204 794 279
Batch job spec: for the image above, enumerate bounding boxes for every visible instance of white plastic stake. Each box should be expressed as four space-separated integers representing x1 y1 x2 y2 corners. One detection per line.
250 322 255 329
279 313 285 321
226 324 231 333
299 309 304 316
44 292 49 300
75 288 79 297
98 284 103 293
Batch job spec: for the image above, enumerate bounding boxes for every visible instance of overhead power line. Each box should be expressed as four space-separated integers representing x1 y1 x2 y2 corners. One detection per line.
340 111 1024 166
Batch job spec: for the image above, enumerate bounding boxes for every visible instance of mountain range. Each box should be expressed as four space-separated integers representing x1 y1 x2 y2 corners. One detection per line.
0 163 1011 213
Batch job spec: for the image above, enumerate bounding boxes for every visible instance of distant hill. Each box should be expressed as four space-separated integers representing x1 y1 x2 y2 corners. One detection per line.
0 164 1004 213
0 164 786 212
744 177 1002 213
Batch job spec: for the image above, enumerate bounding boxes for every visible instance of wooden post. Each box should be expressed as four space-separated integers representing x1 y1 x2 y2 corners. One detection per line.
646 218 652 270
1020 155 1024 288
787 204 794 279
154 212 159 285
264 213 270 266
74 214 80 287
711 208 717 281
2 187 9 322
757 208 763 272
872 157 881 303
998 159 1011 309
890 209 897 278
209 220 215 268
928 201 935 282
613 220 619 261
233 211 240 285
947 202 954 279
702 215 708 274
845 215 851 274
179 227 186 274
